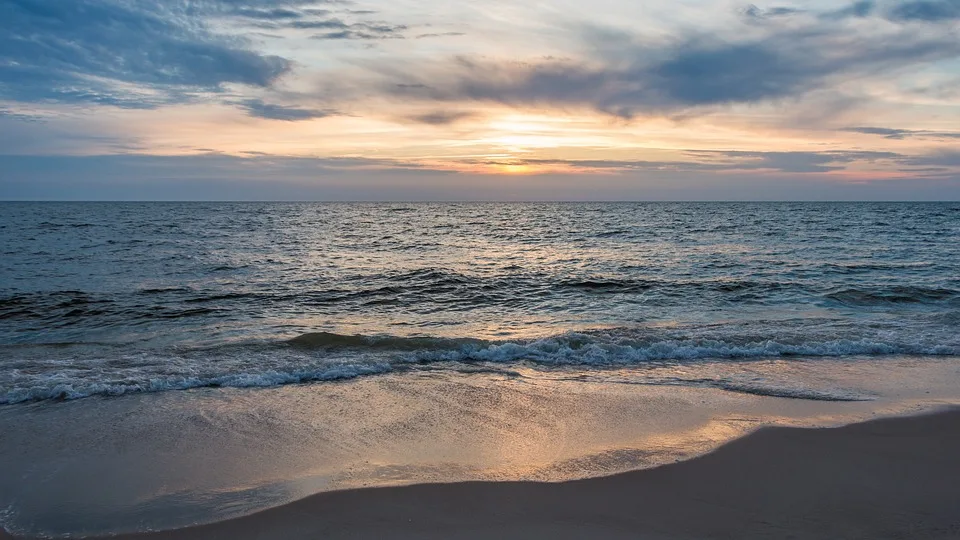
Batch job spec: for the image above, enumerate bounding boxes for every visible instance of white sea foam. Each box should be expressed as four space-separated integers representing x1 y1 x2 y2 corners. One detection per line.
0 362 392 404
1 328 957 404
421 333 958 364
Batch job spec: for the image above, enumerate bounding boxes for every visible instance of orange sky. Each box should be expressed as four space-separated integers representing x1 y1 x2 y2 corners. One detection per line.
1 0 959 199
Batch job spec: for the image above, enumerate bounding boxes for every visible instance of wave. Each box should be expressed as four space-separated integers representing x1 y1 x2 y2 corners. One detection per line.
825 286 959 306
3 327 957 404
594 229 632 237
1 362 393 404
288 332 484 351
556 278 803 295
822 261 935 273
5 278 957 331
402 334 958 365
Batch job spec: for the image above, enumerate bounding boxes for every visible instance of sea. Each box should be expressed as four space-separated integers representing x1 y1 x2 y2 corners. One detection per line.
2 201 959 403
2 201 960 536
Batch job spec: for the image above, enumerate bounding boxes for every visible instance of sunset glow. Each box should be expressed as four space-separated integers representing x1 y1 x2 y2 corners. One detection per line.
2 0 959 199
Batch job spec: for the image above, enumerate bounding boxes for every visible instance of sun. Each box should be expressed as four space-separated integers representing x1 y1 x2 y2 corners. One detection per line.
494 163 537 175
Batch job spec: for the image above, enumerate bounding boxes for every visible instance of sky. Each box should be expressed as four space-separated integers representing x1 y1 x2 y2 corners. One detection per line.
1 0 959 200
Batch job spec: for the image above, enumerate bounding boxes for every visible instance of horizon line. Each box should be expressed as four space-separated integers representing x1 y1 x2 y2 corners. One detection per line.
1 200 958 204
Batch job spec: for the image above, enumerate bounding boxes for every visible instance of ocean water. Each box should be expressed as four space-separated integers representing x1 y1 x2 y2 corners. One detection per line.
3 201 960 537
2 201 960 404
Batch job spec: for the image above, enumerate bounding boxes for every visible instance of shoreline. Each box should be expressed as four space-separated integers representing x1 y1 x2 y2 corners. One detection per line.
10 406 959 540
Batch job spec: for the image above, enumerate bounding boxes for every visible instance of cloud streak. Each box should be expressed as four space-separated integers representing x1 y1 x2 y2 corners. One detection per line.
3 152 957 201
403 111 477 125
499 150 909 175
232 5 411 39
842 127 960 140
237 99 340 121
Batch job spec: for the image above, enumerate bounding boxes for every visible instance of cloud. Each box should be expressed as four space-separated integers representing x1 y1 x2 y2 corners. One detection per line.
741 5 805 20
841 127 960 140
824 0 960 22
416 32 466 39
225 7 310 20
905 150 960 168
530 149 960 178
235 7 410 39
3 153 957 201
887 0 960 22
299 19 407 39
383 11 960 118
514 150 908 174
821 1 876 19
0 153 459 201
0 0 292 108
842 127 915 139
404 111 477 125
376 3 960 122
0 107 44 123
206 3 456 42
291 19 404 31
692 150 904 173
237 99 340 121
311 30 404 40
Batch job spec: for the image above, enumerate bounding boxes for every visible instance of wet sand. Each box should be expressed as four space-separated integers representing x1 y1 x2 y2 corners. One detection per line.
11 407 955 540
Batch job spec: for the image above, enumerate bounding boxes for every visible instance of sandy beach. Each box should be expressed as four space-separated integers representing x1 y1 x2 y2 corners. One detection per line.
7 407 953 540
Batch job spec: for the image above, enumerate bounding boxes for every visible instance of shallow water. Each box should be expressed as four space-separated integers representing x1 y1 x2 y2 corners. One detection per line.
2 202 959 402
1 355 958 537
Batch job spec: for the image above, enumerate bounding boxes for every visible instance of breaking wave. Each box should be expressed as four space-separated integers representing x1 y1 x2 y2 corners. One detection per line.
2 327 957 404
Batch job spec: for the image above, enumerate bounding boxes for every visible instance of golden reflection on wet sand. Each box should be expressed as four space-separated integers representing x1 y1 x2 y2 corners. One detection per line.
1 356 959 536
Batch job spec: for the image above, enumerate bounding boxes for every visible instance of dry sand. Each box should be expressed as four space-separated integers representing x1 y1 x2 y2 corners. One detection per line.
8 407 957 540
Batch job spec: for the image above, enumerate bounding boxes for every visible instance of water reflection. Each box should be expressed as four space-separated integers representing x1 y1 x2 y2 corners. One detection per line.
2 355 958 537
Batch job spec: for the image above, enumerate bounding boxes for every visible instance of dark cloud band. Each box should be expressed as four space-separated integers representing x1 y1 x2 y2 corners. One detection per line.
0 0 293 107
